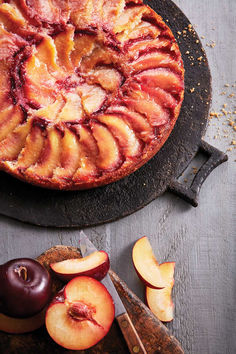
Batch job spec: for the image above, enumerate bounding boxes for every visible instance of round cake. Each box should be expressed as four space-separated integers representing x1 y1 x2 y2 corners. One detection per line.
0 0 184 190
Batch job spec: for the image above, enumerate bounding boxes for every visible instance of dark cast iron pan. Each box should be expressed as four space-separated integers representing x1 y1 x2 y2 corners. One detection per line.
0 0 228 228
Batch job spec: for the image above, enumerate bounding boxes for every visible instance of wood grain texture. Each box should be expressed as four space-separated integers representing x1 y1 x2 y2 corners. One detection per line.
116 312 147 354
0 1 235 353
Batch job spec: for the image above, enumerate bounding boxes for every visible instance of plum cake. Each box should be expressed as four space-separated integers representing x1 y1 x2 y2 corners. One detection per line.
0 0 184 190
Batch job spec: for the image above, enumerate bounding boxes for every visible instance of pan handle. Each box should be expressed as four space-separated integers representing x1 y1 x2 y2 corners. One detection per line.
168 140 228 207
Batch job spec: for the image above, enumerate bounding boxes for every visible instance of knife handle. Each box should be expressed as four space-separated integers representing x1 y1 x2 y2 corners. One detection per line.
117 312 147 354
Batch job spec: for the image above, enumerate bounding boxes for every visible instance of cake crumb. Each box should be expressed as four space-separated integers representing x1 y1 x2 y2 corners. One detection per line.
190 88 195 93
221 109 228 116
210 111 220 118
197 56 203 61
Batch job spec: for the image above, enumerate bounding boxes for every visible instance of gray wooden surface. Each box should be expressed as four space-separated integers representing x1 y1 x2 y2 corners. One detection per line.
0 1 235 353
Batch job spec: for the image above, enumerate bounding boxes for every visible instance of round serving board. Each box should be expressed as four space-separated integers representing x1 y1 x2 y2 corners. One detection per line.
0 0 227 227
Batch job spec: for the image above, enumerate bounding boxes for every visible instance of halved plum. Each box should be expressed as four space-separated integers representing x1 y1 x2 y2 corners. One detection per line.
45 276 115 350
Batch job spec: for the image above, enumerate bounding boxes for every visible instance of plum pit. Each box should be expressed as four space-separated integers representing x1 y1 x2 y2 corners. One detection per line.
68 302 95 322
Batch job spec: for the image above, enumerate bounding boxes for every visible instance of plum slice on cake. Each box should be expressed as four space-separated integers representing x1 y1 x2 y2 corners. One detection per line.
0 0 184 190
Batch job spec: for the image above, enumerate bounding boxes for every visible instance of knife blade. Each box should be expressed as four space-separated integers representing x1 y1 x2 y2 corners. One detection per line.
79 231 147 354
79 231 126 317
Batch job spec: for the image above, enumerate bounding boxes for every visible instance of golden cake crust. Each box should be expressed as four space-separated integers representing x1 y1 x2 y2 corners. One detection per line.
0 0 184 190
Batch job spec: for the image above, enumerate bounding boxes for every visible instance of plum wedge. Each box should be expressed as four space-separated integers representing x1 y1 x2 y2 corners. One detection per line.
50 250 110 282
146 262 175 322
132 236 168 289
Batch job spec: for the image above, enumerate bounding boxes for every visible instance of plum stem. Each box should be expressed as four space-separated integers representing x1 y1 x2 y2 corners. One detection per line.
14 266 28 281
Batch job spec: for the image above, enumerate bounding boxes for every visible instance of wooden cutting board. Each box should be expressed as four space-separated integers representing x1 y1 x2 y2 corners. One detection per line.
0 246 184 354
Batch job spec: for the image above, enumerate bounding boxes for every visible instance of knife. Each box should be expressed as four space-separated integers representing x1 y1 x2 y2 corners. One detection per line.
79 231 147 354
